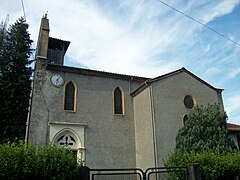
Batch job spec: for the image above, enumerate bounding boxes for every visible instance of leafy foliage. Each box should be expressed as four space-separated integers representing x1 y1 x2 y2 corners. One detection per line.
0 17 8 51
165 151 240 180
165 104 239 179
0 17 33 142
0 141 81 180
176 104 237 152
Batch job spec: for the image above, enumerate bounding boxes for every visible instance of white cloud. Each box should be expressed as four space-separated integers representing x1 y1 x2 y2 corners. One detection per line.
2 0 237 75
225 95 240 124
1 0 240 121
225 95 240 114
178 0 240 24
201 0 240 23
203 67 222 78
229 68 240 78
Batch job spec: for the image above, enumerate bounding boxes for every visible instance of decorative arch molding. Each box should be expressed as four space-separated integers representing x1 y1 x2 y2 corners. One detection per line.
48 122 87 164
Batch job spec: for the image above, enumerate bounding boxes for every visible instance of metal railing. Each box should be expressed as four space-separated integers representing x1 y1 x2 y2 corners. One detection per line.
80 164 201 180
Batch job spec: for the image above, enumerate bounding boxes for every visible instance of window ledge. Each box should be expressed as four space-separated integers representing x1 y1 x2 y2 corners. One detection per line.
114 114 125 116
48 121 88 127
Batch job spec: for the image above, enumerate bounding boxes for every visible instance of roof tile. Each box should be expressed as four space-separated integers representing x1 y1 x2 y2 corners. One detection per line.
227 123 240 131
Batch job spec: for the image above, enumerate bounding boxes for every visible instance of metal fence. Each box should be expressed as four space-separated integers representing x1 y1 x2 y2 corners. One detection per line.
145 166 187 180
90 168 144 180
80 164 201 180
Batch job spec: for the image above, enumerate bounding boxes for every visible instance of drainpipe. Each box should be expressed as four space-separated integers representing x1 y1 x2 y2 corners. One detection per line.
149 84 158 167
25 60 36 146
129 76 133 93
217 91 224 112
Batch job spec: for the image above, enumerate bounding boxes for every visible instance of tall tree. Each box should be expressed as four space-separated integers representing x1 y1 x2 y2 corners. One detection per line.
0 16 8 58
0 17 33 142
175 104 237 152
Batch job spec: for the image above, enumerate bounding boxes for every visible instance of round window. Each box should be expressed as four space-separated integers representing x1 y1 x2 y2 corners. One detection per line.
184 95 195 109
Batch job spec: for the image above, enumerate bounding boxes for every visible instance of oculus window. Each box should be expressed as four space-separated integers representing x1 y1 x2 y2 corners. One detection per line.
114 87 124 115
64 81 76 111
183 95 196 109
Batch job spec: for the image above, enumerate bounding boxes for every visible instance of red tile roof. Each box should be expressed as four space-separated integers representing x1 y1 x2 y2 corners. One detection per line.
227 123 240 131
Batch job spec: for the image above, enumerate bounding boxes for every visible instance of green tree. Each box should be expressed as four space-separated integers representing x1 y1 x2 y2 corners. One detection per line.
0 17 8 58
176 104 237 152
0 17 33 143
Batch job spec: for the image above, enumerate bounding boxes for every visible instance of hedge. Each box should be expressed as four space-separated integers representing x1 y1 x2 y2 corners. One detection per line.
164 151 240 180
0 141 81 180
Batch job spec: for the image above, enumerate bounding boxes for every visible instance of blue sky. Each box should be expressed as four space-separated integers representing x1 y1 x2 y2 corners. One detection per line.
1 0 240 124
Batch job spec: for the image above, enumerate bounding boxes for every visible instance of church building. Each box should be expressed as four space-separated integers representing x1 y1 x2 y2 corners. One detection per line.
26 15 224 169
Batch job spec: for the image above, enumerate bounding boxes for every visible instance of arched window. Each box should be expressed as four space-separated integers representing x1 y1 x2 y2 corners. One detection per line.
49 123 86 164
52 129 81 161
183 114 188 127
114 87 124 115
64 81 76 111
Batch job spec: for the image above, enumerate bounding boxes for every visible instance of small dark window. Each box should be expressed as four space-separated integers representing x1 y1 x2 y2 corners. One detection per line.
114 87 123 114
184 95 195 109
64 81 75 111
183 114 188 126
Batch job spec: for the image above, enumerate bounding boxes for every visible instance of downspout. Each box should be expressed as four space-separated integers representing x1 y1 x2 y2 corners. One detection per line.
129 76 134 93
25 79 33 146
217 91 224 112
149 84 158 167
25 59 37 146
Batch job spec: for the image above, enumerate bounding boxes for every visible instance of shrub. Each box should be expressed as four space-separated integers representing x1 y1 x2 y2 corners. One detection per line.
0 141 81 180
165 104 239 179
164 151 240 180
176 104 237 153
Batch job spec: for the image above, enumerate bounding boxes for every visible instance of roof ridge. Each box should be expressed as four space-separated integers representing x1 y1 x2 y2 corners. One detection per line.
131 67 223 97
46 63 150 82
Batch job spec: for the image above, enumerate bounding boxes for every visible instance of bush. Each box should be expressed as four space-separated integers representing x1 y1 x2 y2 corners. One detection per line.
164 151 240 180
0 141 81 180
176 104 237 153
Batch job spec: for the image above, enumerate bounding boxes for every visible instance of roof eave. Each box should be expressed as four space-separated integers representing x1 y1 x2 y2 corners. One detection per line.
131 67 223 97
46 63 149 82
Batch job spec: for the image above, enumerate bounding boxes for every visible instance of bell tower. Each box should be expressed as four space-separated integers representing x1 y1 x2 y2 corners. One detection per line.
35 14 50 69
35 14 70 67
25 14 50 145
47 37 70 65
26 15 71 145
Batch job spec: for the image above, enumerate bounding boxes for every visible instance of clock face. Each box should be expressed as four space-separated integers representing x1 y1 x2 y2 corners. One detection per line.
51 74 64 87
